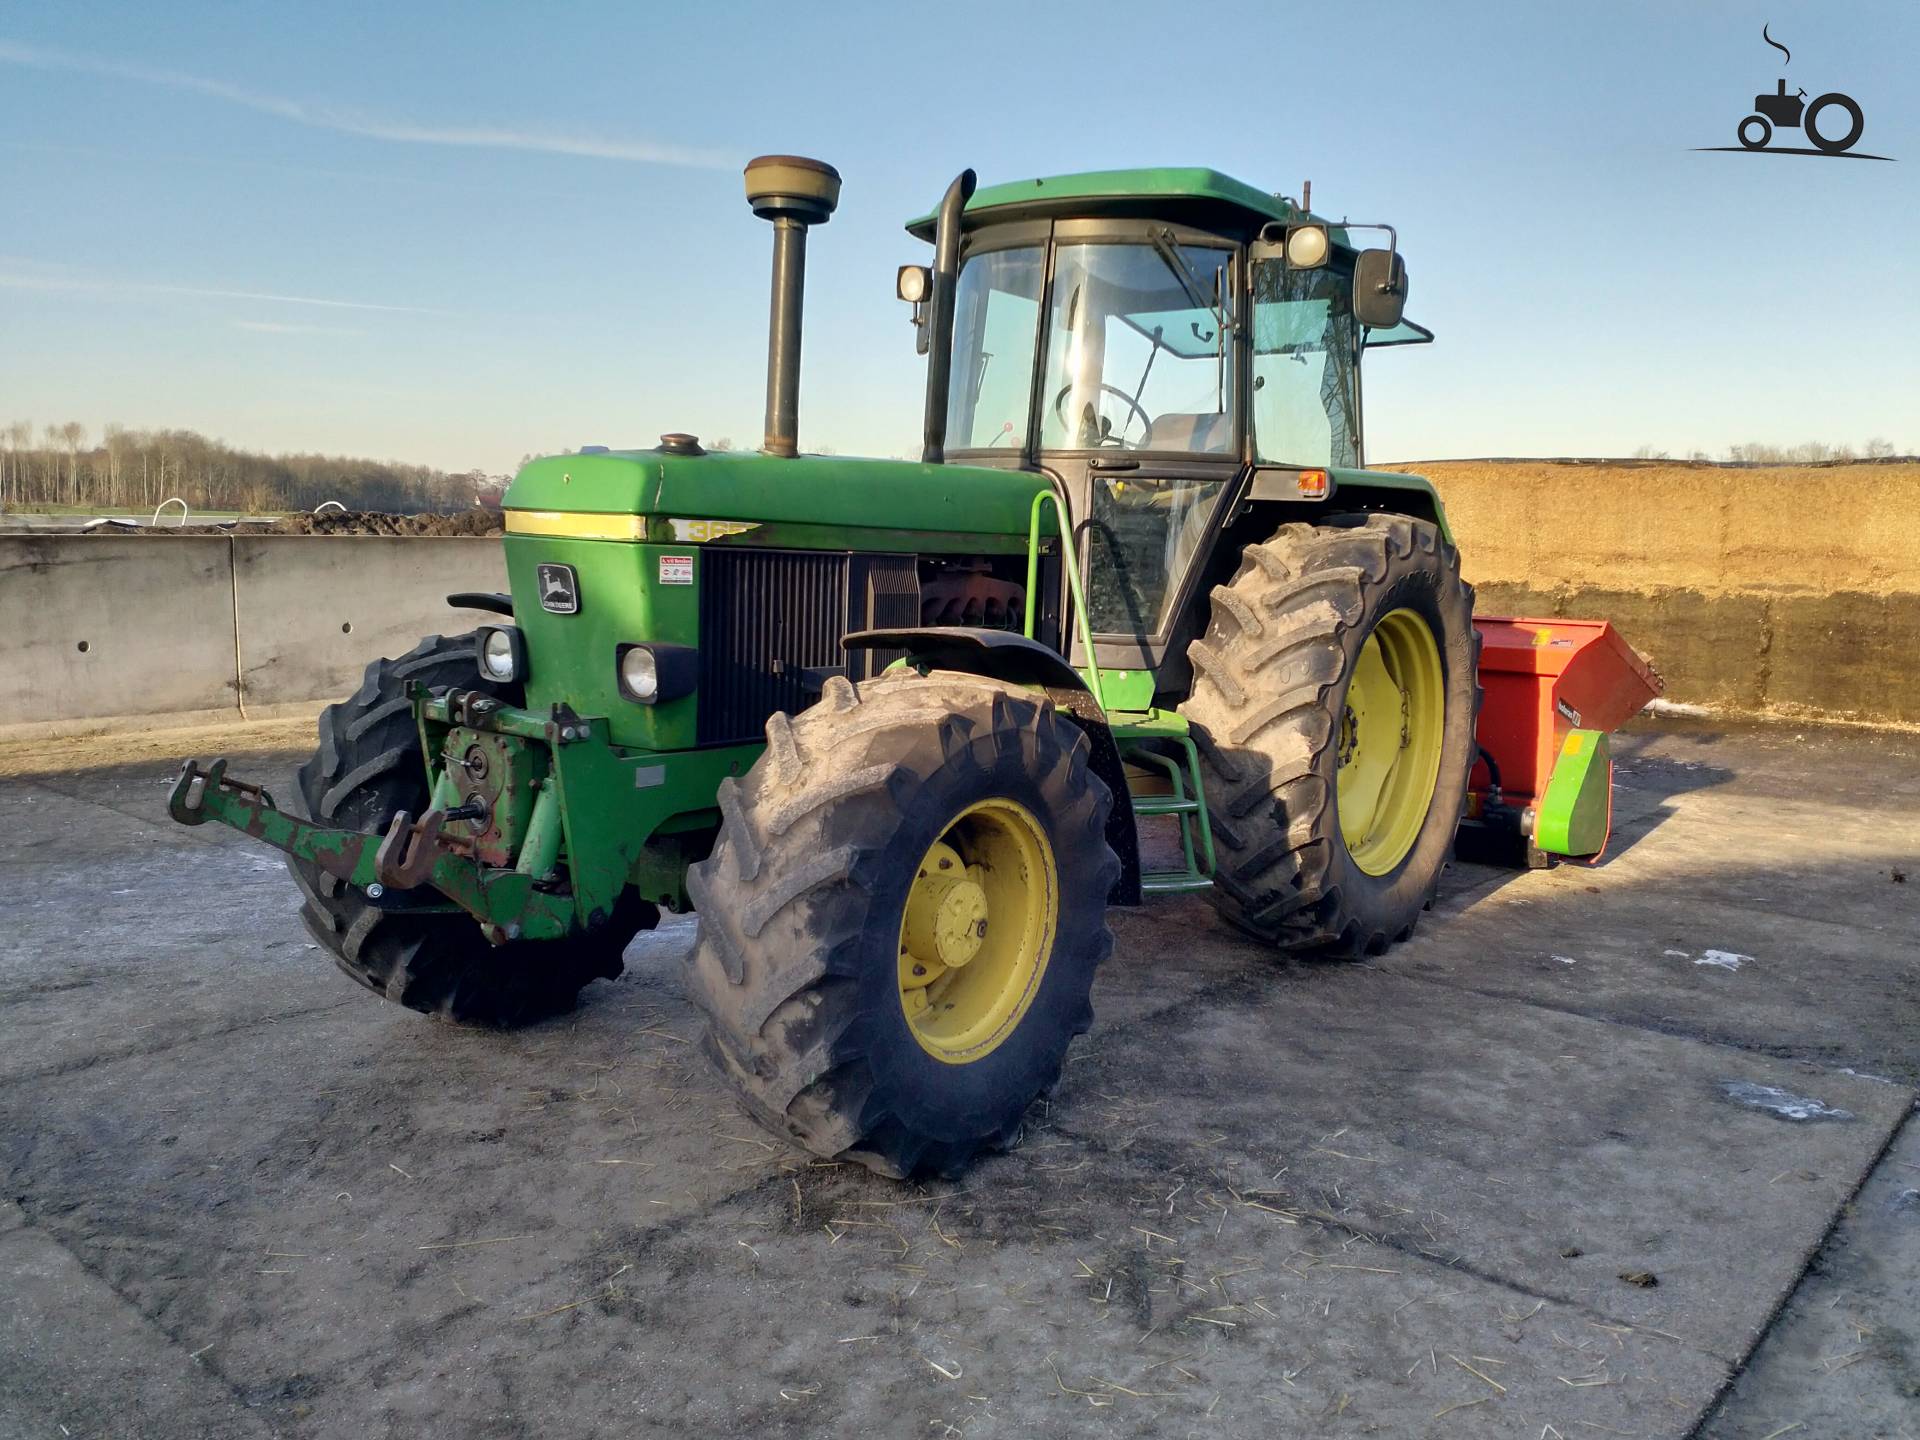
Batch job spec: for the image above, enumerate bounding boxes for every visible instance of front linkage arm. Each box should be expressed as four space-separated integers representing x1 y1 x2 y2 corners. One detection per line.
168 757 577 942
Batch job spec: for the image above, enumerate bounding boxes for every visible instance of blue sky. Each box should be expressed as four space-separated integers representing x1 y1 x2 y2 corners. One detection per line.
2 1 1915 473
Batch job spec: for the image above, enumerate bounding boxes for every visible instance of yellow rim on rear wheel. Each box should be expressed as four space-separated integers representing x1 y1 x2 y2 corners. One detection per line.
897 798 1059 1064
1336 608 1446 876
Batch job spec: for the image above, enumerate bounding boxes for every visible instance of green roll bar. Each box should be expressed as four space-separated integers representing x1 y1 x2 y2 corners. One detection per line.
1024 488 1107 711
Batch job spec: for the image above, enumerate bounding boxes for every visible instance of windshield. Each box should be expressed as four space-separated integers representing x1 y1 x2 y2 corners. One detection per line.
1038 241 1235 454
945 246 1045 451
1251 259 1359 467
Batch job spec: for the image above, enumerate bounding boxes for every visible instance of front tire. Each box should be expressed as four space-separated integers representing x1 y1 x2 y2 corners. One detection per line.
292 632 654 1025
685 671 1118 1178
1179 514 1477 956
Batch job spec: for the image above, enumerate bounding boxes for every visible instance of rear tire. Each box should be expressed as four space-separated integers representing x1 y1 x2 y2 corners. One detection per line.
1179 514 1477 956
292 632 653 1025
1804 93 1863 153
685 671 1118 1178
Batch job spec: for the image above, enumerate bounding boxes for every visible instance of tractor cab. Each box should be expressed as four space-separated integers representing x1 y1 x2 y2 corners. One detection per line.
902 168 1433 703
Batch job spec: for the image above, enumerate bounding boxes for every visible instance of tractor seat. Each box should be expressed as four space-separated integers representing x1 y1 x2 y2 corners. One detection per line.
1140 412 1232 454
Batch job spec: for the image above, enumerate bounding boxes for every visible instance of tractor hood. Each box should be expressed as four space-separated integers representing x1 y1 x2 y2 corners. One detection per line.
503 449 1049 549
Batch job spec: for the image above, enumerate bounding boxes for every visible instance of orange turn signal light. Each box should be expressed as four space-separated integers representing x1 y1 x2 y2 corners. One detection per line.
1296 469 1329 499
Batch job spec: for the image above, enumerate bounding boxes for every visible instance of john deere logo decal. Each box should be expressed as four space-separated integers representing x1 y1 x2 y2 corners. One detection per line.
1697 24 1892 161
537 563 579 614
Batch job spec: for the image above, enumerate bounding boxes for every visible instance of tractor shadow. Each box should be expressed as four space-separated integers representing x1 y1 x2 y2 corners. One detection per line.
1438 724 1735 911
1599 723 1738 864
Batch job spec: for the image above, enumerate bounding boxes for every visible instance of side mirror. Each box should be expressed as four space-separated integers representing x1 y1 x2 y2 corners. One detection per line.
1353 249 1408 330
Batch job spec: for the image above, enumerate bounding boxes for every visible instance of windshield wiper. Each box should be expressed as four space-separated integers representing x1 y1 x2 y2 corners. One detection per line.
1151 228 1233 337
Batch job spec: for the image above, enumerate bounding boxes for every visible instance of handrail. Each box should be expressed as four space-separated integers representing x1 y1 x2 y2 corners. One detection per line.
1024 488 1107 711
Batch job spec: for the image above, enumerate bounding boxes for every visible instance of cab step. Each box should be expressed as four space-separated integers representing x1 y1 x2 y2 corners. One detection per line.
1109 712 1217 900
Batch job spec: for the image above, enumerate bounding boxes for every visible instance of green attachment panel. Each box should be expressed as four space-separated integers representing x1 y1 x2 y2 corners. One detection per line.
1534 729 1612 858
1097 669 1156 712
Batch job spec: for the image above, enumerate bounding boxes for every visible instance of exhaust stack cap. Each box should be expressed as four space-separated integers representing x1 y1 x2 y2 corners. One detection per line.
744 155 841 225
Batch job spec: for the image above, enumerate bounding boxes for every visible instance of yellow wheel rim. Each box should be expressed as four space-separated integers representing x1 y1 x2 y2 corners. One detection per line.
897 798 1059 1065
1336 608 1445 876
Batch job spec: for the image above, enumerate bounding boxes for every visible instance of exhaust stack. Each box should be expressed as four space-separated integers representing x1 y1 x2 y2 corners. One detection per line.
921 169 977 466
744 155 841 458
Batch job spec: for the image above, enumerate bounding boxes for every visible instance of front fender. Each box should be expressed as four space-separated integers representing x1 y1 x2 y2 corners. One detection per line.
844 626 1095 699
842 627 1143 906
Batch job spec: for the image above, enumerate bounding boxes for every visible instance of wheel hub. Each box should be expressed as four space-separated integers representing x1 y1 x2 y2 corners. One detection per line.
896 801 1058 1063
903 842 990 970
1336 608 1446 877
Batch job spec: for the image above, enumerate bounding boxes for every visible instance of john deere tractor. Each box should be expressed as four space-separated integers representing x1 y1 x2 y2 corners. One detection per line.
172 156 1482 1177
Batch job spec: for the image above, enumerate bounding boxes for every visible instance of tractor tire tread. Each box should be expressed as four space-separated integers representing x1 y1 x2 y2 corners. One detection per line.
1179 513 1478 954
685 671 1117 1178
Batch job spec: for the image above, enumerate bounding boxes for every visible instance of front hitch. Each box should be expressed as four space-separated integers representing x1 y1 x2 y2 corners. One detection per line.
372 806 483 889
168 757 577 941
171 755 442 888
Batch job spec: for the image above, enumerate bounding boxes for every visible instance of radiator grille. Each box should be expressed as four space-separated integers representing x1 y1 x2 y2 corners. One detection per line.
697 549 849 745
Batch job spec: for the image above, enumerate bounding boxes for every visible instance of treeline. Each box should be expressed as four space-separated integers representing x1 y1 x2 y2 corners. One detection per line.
1634 439 1903 463
0 420 504 515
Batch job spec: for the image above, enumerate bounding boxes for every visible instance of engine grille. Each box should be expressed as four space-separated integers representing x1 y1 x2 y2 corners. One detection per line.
696 549 918 746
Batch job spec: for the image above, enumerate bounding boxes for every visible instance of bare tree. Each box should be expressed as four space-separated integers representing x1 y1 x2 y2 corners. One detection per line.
10 421 32 507
40 425 62 498
102 423 127 508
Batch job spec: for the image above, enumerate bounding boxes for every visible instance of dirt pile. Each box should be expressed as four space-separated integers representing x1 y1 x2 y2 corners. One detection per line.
133 508 504 537
268 508 503 537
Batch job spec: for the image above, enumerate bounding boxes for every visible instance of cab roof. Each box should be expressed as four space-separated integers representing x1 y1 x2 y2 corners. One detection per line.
906 166 1323 241
905 165 1432 348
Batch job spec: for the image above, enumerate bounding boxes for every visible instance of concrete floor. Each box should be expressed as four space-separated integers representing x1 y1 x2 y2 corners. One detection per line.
0 715 1915 1439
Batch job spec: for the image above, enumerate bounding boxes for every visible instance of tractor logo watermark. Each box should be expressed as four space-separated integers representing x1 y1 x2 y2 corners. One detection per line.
536 563 580 614
1696 24 1892 161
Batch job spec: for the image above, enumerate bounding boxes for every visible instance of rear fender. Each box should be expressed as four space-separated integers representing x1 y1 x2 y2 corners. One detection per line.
843 627 1142 905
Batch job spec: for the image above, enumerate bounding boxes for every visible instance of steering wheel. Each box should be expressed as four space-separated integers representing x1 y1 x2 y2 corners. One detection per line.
1051 382 1151 447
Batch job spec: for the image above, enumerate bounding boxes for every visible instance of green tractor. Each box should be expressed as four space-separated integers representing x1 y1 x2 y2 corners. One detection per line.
172 156 1477 1177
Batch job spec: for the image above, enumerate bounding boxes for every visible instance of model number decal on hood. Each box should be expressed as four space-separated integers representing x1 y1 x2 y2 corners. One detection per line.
668 518 760 542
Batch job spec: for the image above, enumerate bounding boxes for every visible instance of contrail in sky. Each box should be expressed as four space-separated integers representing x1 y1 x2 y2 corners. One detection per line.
0 37 736 169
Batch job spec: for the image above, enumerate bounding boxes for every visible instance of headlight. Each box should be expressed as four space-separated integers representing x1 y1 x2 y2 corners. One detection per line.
619 646 658 701
476 626 524 683
1286 223 1331 269
615 643 698 705
896 264 931 304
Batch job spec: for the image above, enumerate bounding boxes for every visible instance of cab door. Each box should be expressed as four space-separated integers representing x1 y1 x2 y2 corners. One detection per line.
1033 223 1245 702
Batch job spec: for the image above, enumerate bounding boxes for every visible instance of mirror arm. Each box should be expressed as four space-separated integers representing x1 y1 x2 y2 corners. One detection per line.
1338 222 1401 295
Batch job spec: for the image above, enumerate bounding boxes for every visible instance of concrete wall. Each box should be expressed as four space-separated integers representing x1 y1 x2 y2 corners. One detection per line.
1 535 240 732
1 536 505 737
1390 461 1920 725
234 537 507 708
